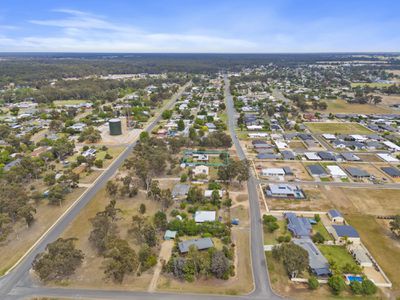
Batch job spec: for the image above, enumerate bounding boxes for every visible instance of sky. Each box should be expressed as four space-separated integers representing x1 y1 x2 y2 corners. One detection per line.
0 0 399 53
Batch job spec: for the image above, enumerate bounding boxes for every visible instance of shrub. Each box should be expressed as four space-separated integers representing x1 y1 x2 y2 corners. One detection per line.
94 159 103 168
308 276 319 290
266 222 279 233
362 279 377 295
314 214 321 223
350 281 363 295
180 173 188 182
328 275 346 295
263 215 277 224
312 232 325 244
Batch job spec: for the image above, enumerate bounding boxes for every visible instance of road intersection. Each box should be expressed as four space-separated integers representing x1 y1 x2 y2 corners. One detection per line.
0 78 282 300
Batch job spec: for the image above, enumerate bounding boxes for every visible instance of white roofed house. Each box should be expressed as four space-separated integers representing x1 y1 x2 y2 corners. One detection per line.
304 152 321 161
192 165 209 176
377 153 399 163
261 168 285 177
194 211 216 223
327 165 348 178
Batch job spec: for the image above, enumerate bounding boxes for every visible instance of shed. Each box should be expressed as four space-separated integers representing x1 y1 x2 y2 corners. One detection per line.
164 230 177 240
328 209 344 223
332 225 360 244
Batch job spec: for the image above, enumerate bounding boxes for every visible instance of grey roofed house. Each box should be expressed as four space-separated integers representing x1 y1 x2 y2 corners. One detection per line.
172 183 190 198
293 238 331 277
256 153 281 159
381 166 400 178
4 158 22 171
345 167 370 178
317 151 336 161
281 150 296 160
298 133 313 140
285 213 312 237
267 184 305 199
341 152 361 161
251 139 268 145
178 238 214 253
308 165 327 176
283 167 293 176
332 225 360 238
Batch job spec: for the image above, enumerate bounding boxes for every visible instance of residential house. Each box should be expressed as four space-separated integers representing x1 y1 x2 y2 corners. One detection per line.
194 211 216 223
178 238 214 253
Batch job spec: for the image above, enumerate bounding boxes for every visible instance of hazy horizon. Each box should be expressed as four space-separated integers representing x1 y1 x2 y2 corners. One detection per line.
0 0 399 53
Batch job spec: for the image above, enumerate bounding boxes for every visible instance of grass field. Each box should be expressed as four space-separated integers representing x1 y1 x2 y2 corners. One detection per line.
263 220 288 245
312 222 332 241
306 122 373 134
318 99 393 114
351 82 393 88
347 214 400 291
53 99 88 106
318 245 359 273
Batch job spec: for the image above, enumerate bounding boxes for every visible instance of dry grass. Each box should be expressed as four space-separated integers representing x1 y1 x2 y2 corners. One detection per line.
59 187 163 290
318 99 394 114
306 122 373 134
347 215 400 297
0 187 86 275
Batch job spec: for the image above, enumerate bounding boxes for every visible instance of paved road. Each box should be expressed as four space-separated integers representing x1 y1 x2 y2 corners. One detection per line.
0 79 284 300
0 82 191 300
224 75 281 299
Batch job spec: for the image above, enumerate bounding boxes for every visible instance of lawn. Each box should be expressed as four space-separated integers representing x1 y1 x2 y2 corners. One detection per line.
312 222 332 241
306 122 373 134
263 219 288 245
346 214 400 290
318 245 358 272
318 99 393 114
53 99 88 106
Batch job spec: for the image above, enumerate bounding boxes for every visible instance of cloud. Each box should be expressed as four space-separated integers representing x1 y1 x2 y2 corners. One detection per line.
1 9 256 52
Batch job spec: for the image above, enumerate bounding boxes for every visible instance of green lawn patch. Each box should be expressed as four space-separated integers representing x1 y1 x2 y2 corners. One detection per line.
318 245 358 272
312 222 332 241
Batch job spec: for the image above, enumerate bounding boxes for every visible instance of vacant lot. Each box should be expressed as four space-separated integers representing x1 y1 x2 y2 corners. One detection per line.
347 215 400 297
60 187 162 290
351 82 393 88
317 99 394 114
53 99 88 106
306 122 372 134
268 185 400 216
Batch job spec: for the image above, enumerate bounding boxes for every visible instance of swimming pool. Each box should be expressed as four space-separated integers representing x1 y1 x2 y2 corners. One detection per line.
346 275 363 282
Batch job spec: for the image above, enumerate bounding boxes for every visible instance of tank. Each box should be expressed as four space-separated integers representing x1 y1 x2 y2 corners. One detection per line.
108 118 122 135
